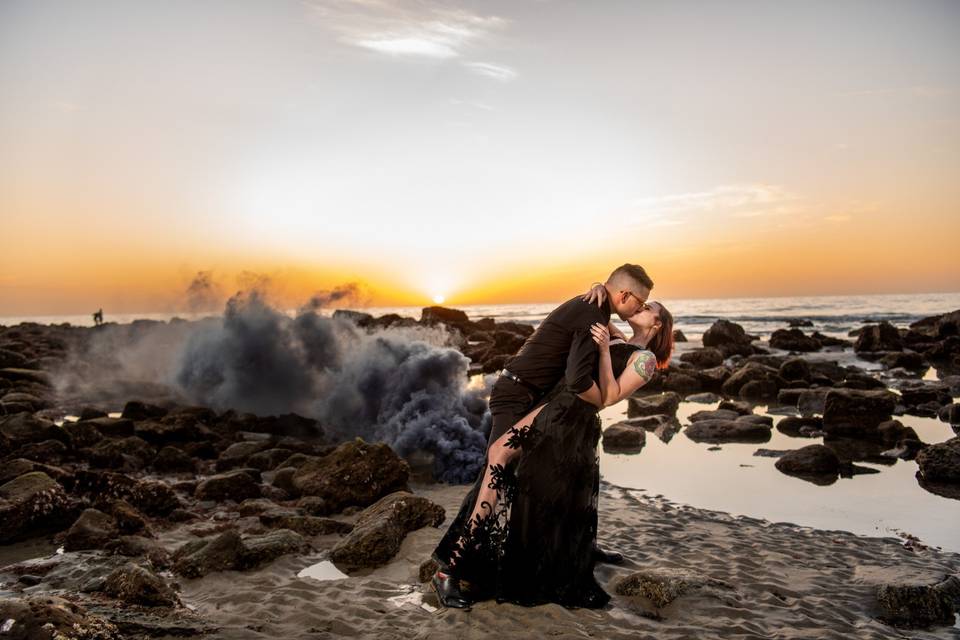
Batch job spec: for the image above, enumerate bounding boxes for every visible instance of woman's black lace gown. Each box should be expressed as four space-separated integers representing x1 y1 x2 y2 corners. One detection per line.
432 342 644 609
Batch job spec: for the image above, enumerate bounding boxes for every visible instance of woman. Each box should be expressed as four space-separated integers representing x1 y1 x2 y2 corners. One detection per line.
431 297 675 609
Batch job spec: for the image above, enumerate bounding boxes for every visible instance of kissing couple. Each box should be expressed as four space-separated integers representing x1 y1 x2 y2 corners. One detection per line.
431 264 675 610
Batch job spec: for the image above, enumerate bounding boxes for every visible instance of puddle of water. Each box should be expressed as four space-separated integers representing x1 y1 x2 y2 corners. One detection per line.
296 560 349 582
599 395 960 553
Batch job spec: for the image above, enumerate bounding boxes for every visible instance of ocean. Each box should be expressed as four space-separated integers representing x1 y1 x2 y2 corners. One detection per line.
3 291 960 551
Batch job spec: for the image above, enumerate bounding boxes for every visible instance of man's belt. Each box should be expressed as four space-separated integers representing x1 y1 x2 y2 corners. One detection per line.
499 368 543 397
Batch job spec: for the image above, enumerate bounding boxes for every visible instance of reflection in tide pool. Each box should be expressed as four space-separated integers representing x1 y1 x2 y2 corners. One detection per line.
598 396 960 553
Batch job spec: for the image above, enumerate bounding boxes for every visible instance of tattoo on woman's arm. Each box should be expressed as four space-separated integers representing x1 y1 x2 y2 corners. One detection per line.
632 351 657 382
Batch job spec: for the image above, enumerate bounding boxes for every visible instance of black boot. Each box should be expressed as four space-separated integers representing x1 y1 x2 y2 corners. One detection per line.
431 568 471 609
592 545 624 565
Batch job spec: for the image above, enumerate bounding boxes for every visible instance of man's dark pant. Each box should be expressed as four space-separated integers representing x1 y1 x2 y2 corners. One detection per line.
486 376 542 447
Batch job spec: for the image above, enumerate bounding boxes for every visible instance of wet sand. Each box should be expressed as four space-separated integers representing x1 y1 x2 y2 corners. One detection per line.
167 481 960 640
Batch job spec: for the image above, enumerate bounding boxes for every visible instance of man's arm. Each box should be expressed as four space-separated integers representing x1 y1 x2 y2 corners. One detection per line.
563 298 607 394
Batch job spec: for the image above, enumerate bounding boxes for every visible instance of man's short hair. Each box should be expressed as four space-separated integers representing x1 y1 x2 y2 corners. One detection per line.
607 264 654 291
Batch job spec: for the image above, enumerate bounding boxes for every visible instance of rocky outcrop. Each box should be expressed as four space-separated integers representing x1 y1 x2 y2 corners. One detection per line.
291 439 409 511
774 445 841 480
627 392 681 418
329 492 444 570
103 562 180 607
702 319 757 357
915 437 960 486
822 389 897 438
876 575 960 628
684 416 773 443
0 471 74 543
854 321 903 353
602 422 647 450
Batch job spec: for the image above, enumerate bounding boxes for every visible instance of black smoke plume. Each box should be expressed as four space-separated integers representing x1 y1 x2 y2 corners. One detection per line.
66 288 490 483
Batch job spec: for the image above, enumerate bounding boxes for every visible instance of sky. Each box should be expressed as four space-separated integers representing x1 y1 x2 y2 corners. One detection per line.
1 0 958 315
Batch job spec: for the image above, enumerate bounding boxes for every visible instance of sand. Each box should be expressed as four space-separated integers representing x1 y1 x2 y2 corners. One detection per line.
162 480 960 640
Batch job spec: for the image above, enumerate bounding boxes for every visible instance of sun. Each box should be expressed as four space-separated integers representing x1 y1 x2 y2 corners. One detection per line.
432 294 446 305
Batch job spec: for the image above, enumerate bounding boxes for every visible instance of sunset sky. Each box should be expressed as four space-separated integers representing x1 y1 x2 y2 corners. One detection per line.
1 0 958 316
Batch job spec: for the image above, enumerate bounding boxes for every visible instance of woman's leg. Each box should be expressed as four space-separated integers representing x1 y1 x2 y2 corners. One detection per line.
449 402 547 567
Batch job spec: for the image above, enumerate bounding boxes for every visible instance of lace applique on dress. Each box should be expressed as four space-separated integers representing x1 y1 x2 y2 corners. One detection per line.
632 349 657 382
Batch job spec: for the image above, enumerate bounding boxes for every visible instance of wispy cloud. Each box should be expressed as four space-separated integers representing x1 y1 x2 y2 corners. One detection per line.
629 184 807 229
464 61 517 82
303 0 509 62
633 184 801 221
823 214 851 223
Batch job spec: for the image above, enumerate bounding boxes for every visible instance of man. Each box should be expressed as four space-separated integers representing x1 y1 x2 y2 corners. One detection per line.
433 263 654 607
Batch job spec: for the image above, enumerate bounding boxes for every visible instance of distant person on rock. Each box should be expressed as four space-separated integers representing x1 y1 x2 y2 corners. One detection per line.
92 308 103 326
431 264 675 609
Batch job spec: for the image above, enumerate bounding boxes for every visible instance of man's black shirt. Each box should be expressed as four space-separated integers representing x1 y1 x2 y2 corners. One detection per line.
503 295 611 395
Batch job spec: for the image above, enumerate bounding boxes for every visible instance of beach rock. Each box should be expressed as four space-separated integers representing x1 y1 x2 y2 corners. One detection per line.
602 423 647 450
291 439 410 511
0 411 67 447
79 406 108 420
63 508 119 551
215 441 271 471
613 567 731 608
939 404 960 425
822 389 897 438
121 400 168 421
672 329 688 342
329 492 445 570
702 319 756 357
103 562 180 607
153 446 197 472
134 415 209 446
332 309 374 327
876 575 960 628
130 479 182 516
717 399 753 415
679 348 724 368
776 416 824 437
721 363 781 400
258 512 353 536
109 499 150 536
61 420 104 448
779 358 811 382
684 417 772 444
0 367 52 386
774 445 841 478
627 392 681 418
796 388 831 415
770 328 821 352
105 535 172 568
688 409 740 422
239 529 309 569
89 435 156 470
695 366 732 392
195 469 262 502
812 331 851 348
661 371 701 394
881 351 927 371
915 438 960 485
0 471 73 543
854 321 903 353
420 306 469 326
78 416 135 438
10 438 68 464
0 595 121 640
173 529 244 578
247 448 295 471
686 392 720 404
787 318 814 327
